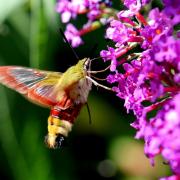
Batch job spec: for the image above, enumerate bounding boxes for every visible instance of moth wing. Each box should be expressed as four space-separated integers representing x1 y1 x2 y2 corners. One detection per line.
0 66 65 107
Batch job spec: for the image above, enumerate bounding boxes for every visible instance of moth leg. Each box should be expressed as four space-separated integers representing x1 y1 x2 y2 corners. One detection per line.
86 76 112 91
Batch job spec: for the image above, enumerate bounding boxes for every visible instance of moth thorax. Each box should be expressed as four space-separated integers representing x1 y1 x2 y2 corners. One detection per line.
69 78 92 104
45 116 72 148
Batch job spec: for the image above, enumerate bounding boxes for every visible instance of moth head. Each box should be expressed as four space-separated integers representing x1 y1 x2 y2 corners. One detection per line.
83 58 91 71
44 134 65 149
73 58 90 71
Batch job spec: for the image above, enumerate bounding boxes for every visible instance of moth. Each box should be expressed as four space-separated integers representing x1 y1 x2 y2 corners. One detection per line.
0 58 111 148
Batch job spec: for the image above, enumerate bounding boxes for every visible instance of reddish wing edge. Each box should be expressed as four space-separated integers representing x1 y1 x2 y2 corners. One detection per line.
0 66 63 108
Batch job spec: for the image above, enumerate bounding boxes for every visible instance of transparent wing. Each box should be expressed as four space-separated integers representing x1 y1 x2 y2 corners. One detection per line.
0 66 64 107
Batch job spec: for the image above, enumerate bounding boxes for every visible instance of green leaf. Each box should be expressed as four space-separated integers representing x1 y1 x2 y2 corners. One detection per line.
43 0 59 31
0 0 27 23
8 7 29 43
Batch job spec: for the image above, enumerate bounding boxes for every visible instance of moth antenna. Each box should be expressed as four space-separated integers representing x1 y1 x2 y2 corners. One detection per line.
59 28 79 60
86 103 92 124
87 64 111 74
90 56 102 61
86 76 112 91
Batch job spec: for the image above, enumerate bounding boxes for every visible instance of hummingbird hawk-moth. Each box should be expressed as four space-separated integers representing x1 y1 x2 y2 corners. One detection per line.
0 58 111 148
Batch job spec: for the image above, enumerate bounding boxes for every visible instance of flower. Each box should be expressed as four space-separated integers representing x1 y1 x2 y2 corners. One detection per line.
162 0 180 25
99 0 180 178
143 94 180 174
160 175 180 180
56 0 87 23
64 24 83 47
56 0 114 47
124 0 142 13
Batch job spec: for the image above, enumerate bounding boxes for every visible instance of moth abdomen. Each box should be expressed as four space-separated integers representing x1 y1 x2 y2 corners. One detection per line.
45 116 73 148
44 134 66 149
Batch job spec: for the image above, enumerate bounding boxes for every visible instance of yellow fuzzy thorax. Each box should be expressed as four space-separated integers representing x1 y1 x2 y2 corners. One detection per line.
56 58 87 90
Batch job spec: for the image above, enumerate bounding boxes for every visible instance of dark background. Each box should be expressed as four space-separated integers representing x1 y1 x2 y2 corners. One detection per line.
0 0 169 179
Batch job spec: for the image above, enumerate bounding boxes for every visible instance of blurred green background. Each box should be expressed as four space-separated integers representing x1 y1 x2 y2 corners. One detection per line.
0 0 170 180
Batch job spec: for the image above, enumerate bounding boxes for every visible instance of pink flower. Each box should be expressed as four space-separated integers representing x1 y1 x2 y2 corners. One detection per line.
64 24 83 47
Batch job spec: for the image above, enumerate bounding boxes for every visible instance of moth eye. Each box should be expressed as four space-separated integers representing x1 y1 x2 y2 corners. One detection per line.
54 135 65 148
83 59 90 71
84 64 88 71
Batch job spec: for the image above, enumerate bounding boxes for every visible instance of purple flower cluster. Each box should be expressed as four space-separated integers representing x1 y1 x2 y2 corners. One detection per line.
100 0 180 179
144 94 180 173
56 0 114 47
56 0 113 22
56 0 180 179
